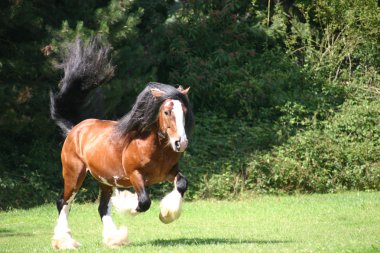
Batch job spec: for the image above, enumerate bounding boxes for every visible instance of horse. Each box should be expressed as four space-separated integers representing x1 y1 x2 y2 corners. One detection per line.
50 37 194 249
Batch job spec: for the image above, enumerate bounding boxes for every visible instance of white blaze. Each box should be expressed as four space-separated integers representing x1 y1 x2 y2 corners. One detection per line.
172 100 186 138
172 100 188 152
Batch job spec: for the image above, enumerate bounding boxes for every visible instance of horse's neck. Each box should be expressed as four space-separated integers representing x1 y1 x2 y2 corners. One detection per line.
120 128 167 151
121 129 181 170
145 129 182 161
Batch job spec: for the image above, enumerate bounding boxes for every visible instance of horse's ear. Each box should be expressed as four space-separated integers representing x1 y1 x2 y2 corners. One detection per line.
151 88 166 97
178 86 190 95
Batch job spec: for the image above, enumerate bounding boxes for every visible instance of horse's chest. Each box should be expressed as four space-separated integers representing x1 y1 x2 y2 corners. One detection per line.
137 155 178 185
133 160 178 185
123 138 180 184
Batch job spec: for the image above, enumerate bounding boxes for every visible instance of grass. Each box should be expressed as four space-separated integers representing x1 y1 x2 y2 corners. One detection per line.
0 192 379 253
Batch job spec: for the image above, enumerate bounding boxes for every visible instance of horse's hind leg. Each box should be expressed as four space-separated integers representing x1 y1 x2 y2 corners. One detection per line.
52 157 86 250
99 184 129 248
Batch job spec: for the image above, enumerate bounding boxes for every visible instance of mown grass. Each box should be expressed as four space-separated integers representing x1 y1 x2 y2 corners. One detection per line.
0 192 379 253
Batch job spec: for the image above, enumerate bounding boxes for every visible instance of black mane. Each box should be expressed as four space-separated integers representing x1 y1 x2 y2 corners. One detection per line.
115 82 194 138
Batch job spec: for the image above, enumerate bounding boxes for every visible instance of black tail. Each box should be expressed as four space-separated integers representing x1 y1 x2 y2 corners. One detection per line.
50 36 114 135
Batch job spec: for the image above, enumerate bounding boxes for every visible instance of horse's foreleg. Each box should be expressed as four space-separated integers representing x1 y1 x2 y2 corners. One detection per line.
99 184 128 248
159 171 188 224
111 171 151 215
52 163 86 249
131 170 151 213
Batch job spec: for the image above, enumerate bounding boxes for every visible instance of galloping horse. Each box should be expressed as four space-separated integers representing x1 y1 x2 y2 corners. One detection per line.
50 37 194 249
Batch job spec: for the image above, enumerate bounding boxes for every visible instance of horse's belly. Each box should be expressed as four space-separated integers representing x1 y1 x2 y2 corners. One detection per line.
89 169 132 188
85 145 130 187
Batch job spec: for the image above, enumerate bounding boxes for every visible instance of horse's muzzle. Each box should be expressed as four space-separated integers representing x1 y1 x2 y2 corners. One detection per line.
174 137 188 152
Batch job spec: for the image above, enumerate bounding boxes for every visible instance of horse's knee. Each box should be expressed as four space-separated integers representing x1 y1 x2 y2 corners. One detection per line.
176 173 188 196
57 191 77 215
136 194 151 212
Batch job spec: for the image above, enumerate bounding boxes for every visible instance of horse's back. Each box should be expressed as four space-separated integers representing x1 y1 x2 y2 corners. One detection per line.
64 119 117 153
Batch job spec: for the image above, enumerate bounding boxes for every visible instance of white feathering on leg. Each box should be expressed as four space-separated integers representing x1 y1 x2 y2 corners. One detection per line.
102 216 129 247
52 204 80 249
102 201 129 247
111 189 139 215
159 190 183 224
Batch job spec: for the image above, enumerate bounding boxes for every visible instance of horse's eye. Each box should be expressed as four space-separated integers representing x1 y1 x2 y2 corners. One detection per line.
164 111 170 116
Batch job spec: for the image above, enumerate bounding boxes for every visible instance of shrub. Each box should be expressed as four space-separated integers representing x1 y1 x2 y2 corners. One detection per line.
247 99 380 193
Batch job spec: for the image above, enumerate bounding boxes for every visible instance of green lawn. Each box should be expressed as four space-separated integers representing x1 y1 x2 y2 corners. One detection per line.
1 192 379 252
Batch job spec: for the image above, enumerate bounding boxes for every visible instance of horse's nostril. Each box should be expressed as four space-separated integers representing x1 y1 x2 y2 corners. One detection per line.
175 140 180 149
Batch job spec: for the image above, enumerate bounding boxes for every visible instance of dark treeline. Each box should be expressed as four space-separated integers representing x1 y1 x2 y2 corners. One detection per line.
0 0 379 209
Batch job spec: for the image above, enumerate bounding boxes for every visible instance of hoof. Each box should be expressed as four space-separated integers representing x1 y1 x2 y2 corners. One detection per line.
52 231 80 250
159 190 182 224
103 226 129 248
159 210 181 224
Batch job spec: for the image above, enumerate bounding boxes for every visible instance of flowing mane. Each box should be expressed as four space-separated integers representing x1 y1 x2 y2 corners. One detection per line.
115 82 194 137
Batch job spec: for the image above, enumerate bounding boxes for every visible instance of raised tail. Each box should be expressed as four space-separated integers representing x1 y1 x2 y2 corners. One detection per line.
50 36 114 135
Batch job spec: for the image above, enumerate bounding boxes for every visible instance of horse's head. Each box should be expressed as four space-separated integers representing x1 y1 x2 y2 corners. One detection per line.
151 86 190 152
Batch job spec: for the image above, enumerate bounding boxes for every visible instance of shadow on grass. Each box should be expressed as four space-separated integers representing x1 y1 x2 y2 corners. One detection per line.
134 237 292 247
0 228 34 237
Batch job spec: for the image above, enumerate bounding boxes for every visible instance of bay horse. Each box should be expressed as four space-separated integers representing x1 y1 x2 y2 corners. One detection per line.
50 37 194 249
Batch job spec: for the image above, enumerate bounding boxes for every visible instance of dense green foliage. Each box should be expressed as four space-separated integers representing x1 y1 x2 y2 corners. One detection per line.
0 0 379 209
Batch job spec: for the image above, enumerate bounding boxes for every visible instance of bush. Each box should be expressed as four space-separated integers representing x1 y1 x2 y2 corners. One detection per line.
176 112 283 199
247 99 380 194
